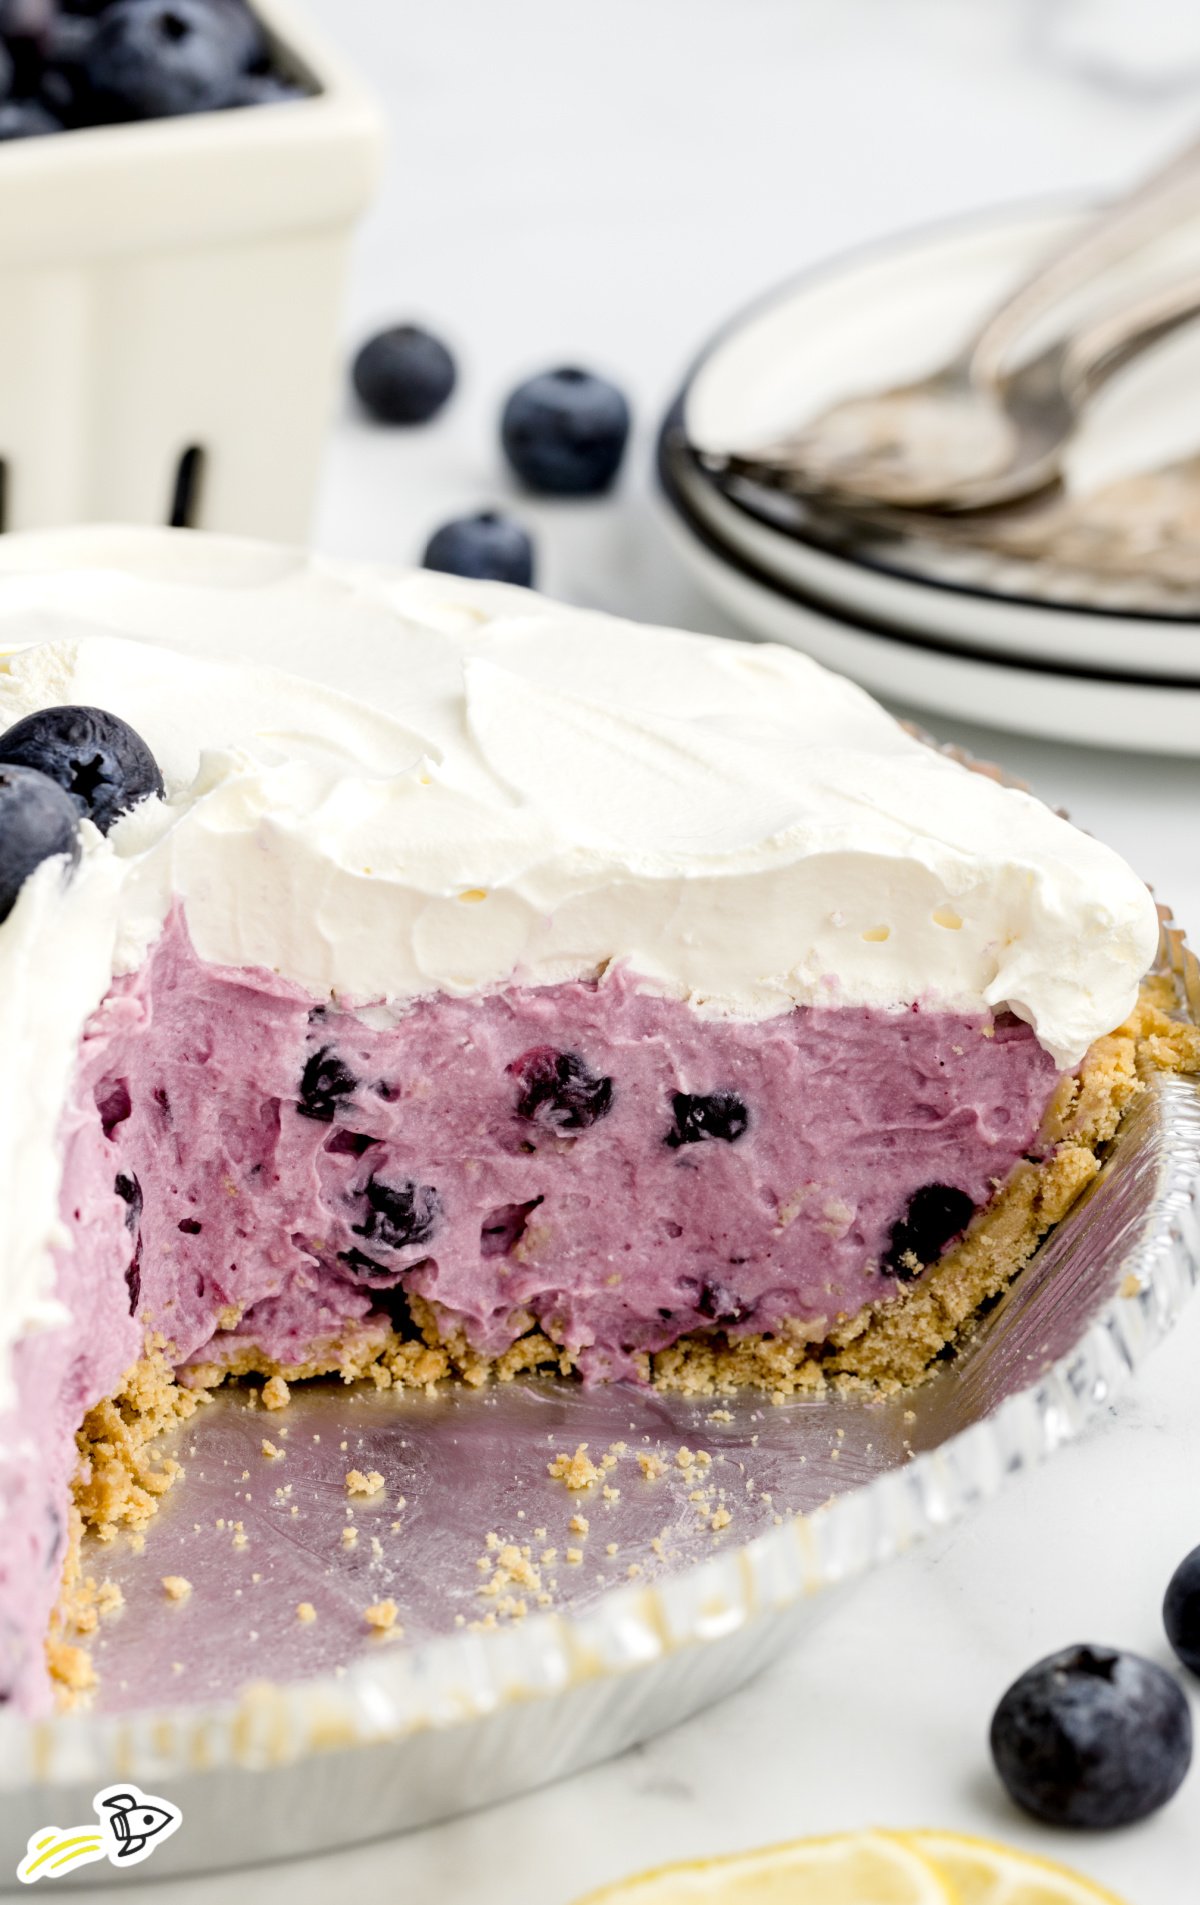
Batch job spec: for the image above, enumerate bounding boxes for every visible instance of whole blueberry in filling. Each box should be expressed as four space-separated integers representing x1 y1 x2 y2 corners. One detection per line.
298 1047 358 1123
510 1047 613 1134
0 705 163 835
666 1091 748 1148
351 1174 441 1252
114 1171 142 1233
883 1183 975 1280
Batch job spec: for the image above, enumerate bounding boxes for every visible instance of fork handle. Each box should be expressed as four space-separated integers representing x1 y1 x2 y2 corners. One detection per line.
969 131 1200 383
1059 273 1200 399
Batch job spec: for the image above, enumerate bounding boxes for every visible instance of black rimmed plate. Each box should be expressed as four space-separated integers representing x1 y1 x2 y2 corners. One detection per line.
659 200 1200 749
659 410 1200 752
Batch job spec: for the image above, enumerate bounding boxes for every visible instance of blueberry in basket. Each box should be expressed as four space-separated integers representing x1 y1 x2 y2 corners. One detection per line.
0 0 308 133
0 94 57 133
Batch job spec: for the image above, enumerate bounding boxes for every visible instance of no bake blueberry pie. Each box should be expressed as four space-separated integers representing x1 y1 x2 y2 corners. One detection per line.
0 526 1192 1713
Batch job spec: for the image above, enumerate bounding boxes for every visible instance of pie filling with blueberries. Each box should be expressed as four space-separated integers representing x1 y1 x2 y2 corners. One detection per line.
0 527 1193 1714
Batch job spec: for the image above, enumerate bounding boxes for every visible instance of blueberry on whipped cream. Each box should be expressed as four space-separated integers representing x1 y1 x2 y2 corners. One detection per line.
0 704 163 833
0 762 80 921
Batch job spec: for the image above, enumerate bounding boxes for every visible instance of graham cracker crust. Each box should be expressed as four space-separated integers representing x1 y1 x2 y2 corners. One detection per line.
54 975 1197 1694
654 974 1198 1397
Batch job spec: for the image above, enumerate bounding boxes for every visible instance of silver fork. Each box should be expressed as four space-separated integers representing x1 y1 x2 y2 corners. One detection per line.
705 131 1200 514
705 267 1200 526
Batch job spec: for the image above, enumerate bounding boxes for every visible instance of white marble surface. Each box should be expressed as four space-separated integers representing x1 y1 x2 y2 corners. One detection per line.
116 1 1200 1897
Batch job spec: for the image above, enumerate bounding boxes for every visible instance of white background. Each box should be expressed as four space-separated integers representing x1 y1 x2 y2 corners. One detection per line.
122 1 1200 1897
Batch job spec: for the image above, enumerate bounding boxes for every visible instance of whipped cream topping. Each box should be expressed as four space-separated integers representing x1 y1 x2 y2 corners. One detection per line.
0 526 1160 1405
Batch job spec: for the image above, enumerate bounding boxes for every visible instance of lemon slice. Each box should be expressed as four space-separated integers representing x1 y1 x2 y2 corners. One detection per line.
901 1831 1129 1905
573 1830 955 1903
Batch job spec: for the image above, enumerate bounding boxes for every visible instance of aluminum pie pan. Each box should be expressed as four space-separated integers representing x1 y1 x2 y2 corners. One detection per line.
0 925 1196 1888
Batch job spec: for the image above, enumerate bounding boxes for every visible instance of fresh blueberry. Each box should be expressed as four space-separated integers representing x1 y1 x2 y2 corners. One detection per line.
666 1092 748 1149
0 765 80 924
0 97 60 135
298 1047 357 1123
990 1644 1192 1828
1165 1545 1200 1677
0 705 163 834
83 0 257 120
422 511 535 587
500 367 630 495
882 1182 974 1280
509 1047 613 1134
352 324 457 426
351 1174 440 1251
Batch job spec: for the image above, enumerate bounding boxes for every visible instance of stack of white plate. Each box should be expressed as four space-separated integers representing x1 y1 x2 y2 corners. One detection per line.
658 202 1200 754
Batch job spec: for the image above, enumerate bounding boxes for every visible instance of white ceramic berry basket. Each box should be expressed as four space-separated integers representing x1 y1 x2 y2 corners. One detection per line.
0 919 1195 1887
0 1 382 540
